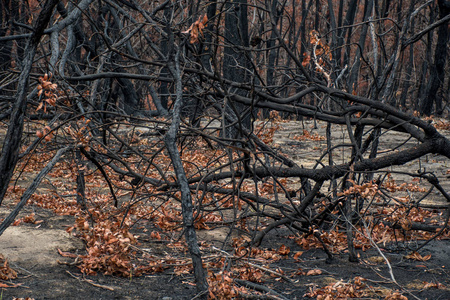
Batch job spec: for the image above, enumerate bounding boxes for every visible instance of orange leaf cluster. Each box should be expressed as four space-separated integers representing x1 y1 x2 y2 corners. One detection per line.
304 276 373 299
404 251 431 262
422 281 446 289
293 130 325 141
31 194 80 215
237 264 263 283
12 213 39 226
309 30 332 61
0 254 17 280
208 271 249 299
296 268 323 276
154 204 182 231
194 213 223 230
432 120 450 130
338 179 379 198
68 213 138 276
255 122 280 144
182 15 208 44
66 117 92 146
308 30 332 82
258 178 291 195
381 174 426 193
36 125 54 142
302 52 311 67
36 73 58 113
385 292 409 300
277 244 290 256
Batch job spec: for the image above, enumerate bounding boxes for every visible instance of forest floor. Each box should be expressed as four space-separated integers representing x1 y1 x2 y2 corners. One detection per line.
0 119 449 300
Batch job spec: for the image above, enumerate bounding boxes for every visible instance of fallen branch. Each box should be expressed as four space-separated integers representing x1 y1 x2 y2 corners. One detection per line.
234 279 289 300
0 147 71 236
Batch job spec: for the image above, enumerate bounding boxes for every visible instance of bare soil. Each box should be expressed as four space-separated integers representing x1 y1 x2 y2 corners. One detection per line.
0 206 198 300
1 208 449 299
0 120 449 299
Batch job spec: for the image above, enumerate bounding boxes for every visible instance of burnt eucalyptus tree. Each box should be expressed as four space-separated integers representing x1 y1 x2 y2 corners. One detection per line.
0 0 59 206
420 0 450 115
223 0 252 135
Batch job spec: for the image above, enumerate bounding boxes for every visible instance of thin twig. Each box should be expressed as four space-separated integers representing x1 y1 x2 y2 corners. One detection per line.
359 220 422 300
66 271 115 291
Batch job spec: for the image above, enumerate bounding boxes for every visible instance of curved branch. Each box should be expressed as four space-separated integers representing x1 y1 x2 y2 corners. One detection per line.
402 13 450 50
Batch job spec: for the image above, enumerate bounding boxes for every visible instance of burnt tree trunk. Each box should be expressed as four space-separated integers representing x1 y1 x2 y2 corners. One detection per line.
420 0 450 115
165 37 208 297
348 0 374 93
223 0 251 135
0 0 59 206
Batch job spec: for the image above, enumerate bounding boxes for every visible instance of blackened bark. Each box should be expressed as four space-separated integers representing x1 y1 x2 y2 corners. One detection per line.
78 146 119 207
327 0 338 79
315 0 320 30
342 0 358 68
381 0 415 105
200 0 217 72
0 0 13 74
416 21 434 111
348 0 374 93
345 196 358 262
267 0 281 88
158 6 172 111
165 45 208 297
116 76 140 115
0 0 59 206
420 0 450 115
400 18 415 109
56 1 97 61
75 148 87 210
335 0 344 67
223 0 251 133
11 0 27 64
300 0 311 62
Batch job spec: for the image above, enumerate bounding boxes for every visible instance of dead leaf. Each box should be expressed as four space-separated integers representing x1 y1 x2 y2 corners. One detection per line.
293 251 303 260
278 244 290 255
306 269 322 276
423 281 446 289
385 292 408 300
405 252 431 261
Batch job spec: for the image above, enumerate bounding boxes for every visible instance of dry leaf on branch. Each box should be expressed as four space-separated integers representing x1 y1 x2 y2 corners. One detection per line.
182 15 208 44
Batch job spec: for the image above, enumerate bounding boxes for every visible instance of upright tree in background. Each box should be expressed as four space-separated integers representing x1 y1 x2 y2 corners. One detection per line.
420 0 450 115
223 0 251 135
0 0 58 205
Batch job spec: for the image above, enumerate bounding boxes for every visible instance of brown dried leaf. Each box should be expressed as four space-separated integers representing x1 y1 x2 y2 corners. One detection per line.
306 269 322 276
405 252 431 262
